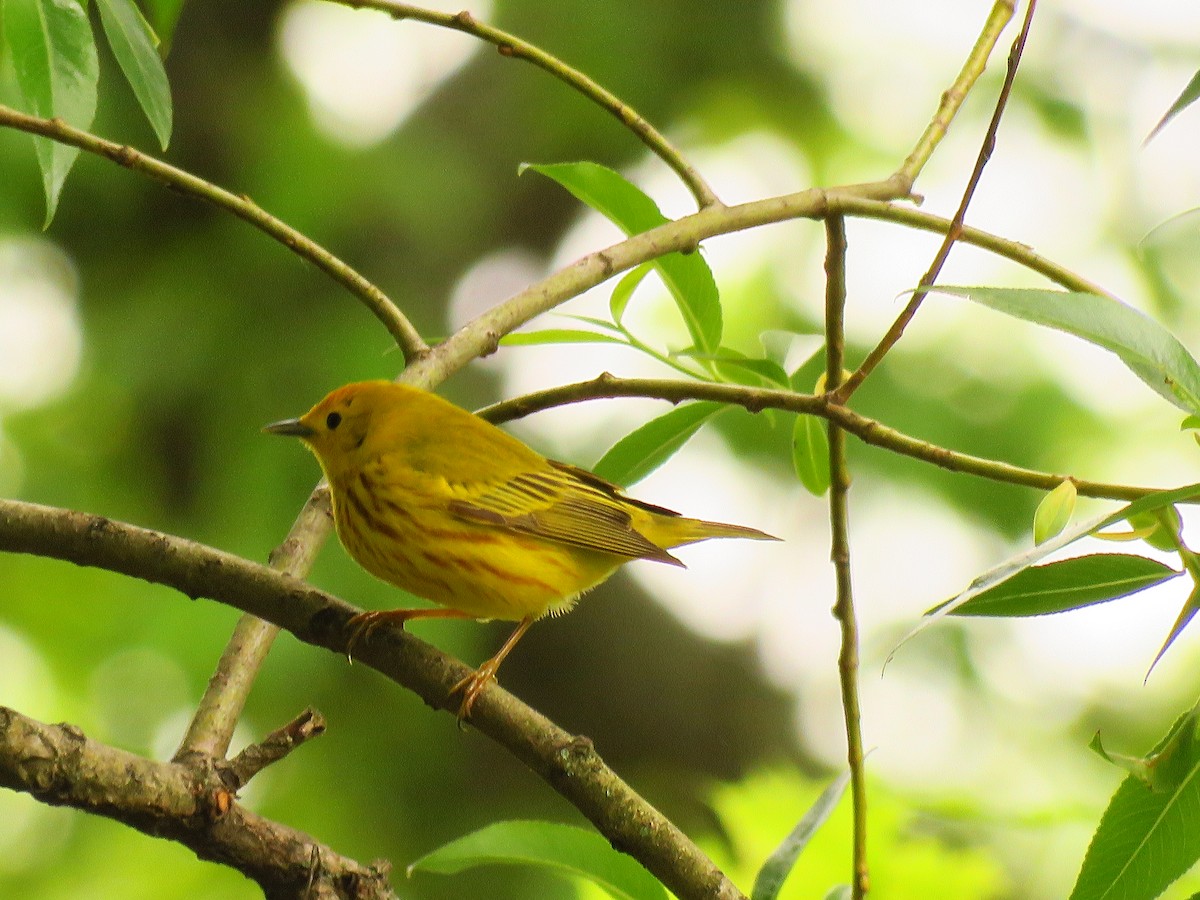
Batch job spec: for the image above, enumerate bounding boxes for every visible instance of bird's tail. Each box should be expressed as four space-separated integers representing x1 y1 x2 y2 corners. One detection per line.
663 517 780 549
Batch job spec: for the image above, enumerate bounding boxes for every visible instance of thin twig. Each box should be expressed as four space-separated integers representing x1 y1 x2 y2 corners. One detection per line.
823 216 869 899
174 486 333 760
832 0 1039 404
343 0 722 209
0 499 746 900
0 104 427 360
225 708 327 790
895 1 1016 188
477 375 1164 503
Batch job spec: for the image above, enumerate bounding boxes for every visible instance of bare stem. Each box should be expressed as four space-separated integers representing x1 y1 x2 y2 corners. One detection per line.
823 217 869 898
834 0 1039 404
344 0 721 209
896 1 1016 188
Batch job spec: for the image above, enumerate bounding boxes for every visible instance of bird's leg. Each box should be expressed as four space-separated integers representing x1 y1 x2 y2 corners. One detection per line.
345 606 474 660
451 616 535 720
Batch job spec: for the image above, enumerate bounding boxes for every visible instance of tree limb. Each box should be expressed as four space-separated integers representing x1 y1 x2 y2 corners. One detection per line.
0 705 393 900
0 498 746 900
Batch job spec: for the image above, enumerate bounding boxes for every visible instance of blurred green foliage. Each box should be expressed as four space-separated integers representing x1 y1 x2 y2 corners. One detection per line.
4 1 1200 898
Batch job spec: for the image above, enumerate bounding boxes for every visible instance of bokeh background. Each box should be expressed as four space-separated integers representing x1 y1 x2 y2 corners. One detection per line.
3 0 1200 897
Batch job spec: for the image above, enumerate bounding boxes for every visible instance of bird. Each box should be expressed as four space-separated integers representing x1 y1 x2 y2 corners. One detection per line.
265 380 778 717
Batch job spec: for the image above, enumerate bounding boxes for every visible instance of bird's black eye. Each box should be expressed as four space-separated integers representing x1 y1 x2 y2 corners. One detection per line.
326 411 342 430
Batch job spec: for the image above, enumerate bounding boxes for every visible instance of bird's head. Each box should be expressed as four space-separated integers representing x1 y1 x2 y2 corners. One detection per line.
264 380 403 475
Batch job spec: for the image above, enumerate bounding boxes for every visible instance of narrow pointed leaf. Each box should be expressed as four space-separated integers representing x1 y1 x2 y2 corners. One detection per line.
681 350 789 388
1147 70 1200 143
610 263 653 326
1089 732 1155 788
141 0 185 47
592 401 721 487
751 771 851 900
96 0 173 149
941 554 1180 618
1126 507 1184 553
500 329 627 347
408 820 667 900
1146 585 1200 679
893 483 1200 660
1070 708 1200 900
932 286 1200 415
561 314 629 334
792 414 830 496
1034 480 1077 544
4 0 99 224
523 161 722 353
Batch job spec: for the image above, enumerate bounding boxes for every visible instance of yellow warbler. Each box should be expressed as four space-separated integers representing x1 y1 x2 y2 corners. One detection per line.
266 380 778 717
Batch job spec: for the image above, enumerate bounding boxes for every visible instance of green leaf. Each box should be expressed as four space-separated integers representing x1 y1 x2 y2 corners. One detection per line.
893 482 1200 660
592 401 722 487
408 820 667 900
4 0 99 224
1147 584 1200 679
1034 480 1077 545
751 771 850 900
1125 507 1184 553
1071 708 1200 900
561 314 628 334
523 161 722 354
792 414 830 496
942 554 1181 618
140 0 185 47
789 347 827 393
500 329 627 347
681 349 789 388
610 263 653 326
96 0 173 149
1147 70 1200 143
1181 415 1200 431
932 286 1200 415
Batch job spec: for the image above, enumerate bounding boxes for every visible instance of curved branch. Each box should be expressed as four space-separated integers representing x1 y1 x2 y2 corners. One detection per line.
476 375 1162 502
345 0 721 208
0 104 427 360
411 186 1108 388
0 706 392 900
0 499 745 900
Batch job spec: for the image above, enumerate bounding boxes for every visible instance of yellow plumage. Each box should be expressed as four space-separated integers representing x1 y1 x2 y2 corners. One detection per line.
266 380 777 716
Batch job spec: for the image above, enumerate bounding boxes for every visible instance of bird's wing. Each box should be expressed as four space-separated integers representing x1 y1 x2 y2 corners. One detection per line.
446 461 684 566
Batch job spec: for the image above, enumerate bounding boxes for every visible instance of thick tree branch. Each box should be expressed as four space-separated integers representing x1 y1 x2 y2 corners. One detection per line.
0 499 745 900
0 706 392 900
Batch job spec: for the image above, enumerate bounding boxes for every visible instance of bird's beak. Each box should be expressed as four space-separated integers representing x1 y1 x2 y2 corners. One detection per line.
263 417 316 438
